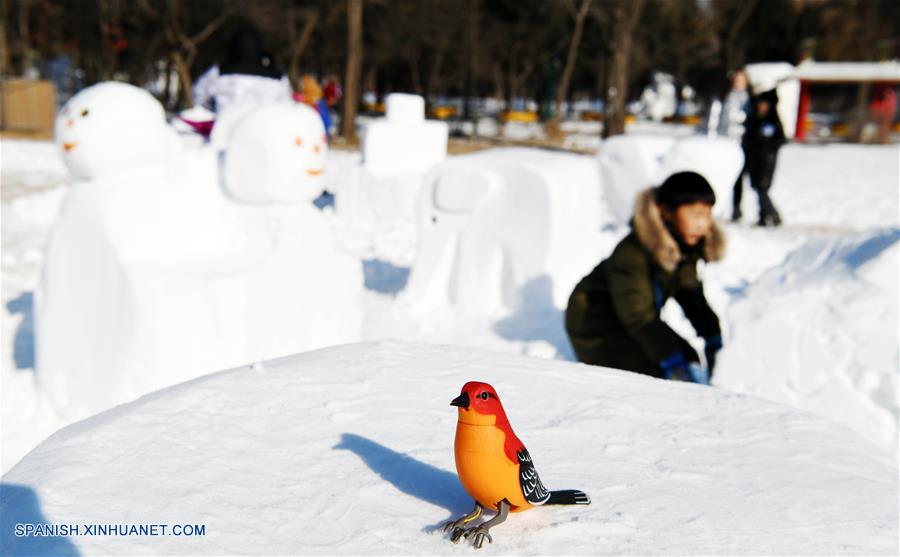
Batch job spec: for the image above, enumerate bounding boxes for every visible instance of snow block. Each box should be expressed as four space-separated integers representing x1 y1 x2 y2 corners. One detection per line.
404 148 602 313
350 95 449 250
54 81 180 180
385 93 426 124
599 135 744 223
362 93 448 178
223 103 327 204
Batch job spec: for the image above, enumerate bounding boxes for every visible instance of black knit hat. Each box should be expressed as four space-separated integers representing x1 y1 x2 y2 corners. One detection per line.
654 171 716 208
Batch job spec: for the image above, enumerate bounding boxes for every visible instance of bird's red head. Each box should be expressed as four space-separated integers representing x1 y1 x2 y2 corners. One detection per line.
451 381 509 426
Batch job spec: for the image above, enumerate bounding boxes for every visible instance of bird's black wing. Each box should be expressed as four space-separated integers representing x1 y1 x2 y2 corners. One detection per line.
517 447 550 505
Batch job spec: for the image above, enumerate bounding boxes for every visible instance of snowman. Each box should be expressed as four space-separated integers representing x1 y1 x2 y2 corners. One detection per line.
223 103 363 360
37 82 266 421
54 81 181 181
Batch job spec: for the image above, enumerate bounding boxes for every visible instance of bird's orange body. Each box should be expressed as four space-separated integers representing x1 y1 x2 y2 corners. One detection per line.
455 418 533 513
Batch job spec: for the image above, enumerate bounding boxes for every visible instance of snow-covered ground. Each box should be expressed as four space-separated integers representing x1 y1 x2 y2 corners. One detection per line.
2 342 897 555
2 135 897 476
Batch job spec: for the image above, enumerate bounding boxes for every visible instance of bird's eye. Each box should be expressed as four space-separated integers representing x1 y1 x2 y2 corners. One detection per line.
480 392 489 400
80 109 89 117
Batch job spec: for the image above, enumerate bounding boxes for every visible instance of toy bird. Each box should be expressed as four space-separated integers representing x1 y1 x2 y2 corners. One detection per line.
444 381 590 548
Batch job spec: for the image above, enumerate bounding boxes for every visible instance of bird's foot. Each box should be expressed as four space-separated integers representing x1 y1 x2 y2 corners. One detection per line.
441 518 466 534
448 526 467 543
464 526 493 549
442 503 483 543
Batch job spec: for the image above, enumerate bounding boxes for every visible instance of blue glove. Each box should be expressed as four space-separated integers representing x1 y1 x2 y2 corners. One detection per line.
704 335 723 376
660 352 710 385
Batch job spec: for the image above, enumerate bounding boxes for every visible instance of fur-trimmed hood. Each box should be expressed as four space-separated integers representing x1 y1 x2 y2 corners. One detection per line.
632 188 726 272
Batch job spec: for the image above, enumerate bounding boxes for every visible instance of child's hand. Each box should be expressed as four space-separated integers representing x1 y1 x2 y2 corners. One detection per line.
704 336 723 376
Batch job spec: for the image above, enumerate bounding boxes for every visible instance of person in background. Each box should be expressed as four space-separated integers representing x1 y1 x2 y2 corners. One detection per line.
323 75 342 109
192 24 292 115
565 172 725 384
744 89 785 227
294 74 332 141
724 69 751 221
868 84 897 144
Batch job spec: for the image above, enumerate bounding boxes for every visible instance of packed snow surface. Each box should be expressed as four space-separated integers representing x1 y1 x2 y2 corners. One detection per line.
2 342 896 556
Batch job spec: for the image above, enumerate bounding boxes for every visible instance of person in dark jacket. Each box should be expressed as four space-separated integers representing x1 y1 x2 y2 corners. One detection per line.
743 88 785 226
565 172 725 383
192 24 292 116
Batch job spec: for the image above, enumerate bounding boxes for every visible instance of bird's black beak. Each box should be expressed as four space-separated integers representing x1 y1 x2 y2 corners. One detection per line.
450 391 470 409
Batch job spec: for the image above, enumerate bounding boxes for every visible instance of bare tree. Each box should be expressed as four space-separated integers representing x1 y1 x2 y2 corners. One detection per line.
598 0 646 137
341 0 363 140
549 0 591 131
721 0 758 75
0 0 10 76
288 6 319 89
138 0 231 107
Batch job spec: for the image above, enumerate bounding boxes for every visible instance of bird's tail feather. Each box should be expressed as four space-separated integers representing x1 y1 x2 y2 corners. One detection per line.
546 489 590 505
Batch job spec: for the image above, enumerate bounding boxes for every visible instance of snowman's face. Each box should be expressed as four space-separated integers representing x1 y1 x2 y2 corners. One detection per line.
55 82 175 180
224 103 328 204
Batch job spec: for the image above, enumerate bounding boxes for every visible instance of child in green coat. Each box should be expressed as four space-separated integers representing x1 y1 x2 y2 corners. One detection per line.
565 171 725 383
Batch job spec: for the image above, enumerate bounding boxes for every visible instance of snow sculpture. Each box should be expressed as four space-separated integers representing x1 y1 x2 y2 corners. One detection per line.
363 93 447 177
599 135 744 224
223 103 328 203
598 135 676 224
37 99 361 421
222 103 363 359
336 93 450 261
54 81 180 180
403 148 602 313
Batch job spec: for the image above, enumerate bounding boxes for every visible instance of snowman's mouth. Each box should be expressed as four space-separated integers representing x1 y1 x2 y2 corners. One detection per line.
63 142 77 153
306 168 325 176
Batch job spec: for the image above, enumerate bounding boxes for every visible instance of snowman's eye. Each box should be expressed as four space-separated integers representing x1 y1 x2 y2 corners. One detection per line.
80 109 89 117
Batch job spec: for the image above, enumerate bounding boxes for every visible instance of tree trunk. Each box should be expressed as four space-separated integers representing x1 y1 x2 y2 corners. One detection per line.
162 55 173 108
425 38 447 99
550 0 591 131
464 0 480 128
723 0 758 87
341 0 363 140
172 51 193 107
409 48 422 95
289 11 318 90
0 0 9 76
603 0 645 138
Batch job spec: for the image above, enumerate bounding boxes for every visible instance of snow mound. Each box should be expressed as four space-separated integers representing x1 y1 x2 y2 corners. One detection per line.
3 342 896 555
716 228 900 456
